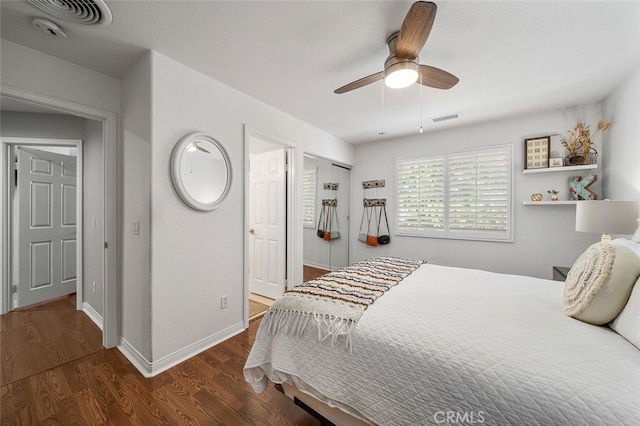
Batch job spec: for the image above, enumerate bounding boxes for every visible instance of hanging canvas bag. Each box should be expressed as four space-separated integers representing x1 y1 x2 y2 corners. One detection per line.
316 204 326 238
323 204 332 240
366 205 379 246
329 203 340 240
377 205 391 245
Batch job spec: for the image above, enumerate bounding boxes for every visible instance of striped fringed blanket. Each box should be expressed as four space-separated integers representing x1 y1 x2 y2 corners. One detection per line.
260 256 425 348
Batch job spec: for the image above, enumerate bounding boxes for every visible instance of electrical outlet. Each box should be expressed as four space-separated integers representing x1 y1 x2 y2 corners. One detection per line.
220 295 228 309
92 282 96 293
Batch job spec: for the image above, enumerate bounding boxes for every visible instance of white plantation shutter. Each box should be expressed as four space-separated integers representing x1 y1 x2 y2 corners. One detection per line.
302 168 316 227
396 145 512 241
396 157 445 232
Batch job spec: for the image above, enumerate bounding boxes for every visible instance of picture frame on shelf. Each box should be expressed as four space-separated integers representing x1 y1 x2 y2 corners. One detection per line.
549 157 564 167
525 136 550 169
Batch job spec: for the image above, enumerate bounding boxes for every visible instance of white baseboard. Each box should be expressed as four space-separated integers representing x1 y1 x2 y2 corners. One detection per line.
118 321 245 378
118 337 152 377
303 261 332 271
82 302 103 330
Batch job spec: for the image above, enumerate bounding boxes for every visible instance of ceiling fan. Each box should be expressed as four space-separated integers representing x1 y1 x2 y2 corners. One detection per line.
188 142 211 154
334 1 459 94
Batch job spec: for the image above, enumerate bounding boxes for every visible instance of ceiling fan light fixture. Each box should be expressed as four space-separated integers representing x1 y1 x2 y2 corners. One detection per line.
384 57 419 89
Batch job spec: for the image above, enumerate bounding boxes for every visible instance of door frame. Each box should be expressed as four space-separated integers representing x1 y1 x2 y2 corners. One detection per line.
243 125 297 328
0 85 118 348
6 140 83 308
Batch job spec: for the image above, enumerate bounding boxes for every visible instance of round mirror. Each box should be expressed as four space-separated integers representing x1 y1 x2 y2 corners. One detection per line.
170 132 232 211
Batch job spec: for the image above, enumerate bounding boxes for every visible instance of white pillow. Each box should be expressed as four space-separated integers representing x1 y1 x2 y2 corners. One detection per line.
610 277 640 349
611 238 640 257
563 243 640 325
632 218 640 243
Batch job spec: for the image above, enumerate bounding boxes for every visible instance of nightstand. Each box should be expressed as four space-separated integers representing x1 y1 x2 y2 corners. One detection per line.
552 266 571 281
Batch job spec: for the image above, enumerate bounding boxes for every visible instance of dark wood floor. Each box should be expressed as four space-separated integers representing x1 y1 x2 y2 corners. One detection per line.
0 295 319 425
303 265 330 282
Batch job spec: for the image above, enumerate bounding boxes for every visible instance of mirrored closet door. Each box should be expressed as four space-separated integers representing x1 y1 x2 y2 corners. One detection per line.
303 155 350 281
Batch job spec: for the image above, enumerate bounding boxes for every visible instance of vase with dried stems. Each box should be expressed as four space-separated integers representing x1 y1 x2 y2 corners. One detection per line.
560 120 611 165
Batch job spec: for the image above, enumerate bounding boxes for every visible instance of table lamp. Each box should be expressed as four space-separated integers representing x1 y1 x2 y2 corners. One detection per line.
575 200 640 243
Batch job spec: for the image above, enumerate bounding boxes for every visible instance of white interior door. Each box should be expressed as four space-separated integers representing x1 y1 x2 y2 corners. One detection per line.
249 149 286 299
16 147 77 307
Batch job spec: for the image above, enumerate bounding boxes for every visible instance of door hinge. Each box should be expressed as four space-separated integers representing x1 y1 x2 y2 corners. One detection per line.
104 242 108 249
11 285 18 294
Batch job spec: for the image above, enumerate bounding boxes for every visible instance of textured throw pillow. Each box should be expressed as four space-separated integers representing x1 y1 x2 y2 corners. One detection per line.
610 278 640 349
563 243 640 325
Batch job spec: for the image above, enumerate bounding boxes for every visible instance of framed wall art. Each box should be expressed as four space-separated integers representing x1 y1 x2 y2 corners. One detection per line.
524 136 550 169
549 157 564 168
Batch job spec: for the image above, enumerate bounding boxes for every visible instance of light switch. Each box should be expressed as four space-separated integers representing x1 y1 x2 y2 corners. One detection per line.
92 217 96 229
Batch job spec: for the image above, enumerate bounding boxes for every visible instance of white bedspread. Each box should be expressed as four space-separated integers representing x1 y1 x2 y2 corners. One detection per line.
244 264 640 425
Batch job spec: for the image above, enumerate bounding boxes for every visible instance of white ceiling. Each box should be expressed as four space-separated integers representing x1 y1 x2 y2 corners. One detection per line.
2 1 639 145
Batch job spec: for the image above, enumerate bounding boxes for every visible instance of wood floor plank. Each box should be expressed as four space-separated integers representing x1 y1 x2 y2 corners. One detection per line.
1 295 320 425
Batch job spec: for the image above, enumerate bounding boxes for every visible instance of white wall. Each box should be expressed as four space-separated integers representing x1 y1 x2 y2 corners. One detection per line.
118 51 353 372
351 106 605 279
82 118 104 318
121 52 153 362
0 40 120 114
603 65 640 201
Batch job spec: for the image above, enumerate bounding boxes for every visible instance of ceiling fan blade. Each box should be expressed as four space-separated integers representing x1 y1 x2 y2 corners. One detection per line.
195 144 211 154
418 65 459 90
395 1 437 59
334 71 384 94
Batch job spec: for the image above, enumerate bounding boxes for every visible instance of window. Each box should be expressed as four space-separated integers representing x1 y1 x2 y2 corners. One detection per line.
302 168 316 227
395 145 512 241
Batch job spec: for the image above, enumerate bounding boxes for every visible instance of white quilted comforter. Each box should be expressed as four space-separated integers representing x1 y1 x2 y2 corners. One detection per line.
244 264 640 425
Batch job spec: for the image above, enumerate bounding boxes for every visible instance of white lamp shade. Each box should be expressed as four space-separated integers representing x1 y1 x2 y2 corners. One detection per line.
575 200 640 235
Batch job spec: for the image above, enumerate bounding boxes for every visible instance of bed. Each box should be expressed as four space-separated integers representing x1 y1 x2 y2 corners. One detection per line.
244 247 640 425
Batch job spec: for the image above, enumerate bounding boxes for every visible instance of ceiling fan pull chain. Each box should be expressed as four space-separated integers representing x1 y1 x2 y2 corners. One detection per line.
419 73 424 134
379 82 385 136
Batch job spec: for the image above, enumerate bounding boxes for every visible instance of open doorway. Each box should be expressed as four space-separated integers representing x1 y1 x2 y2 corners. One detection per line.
244 126 296 325
0 89 118 348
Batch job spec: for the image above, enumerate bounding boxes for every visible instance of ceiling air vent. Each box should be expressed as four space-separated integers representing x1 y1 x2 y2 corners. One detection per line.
432 113 459 123
26 0 112 26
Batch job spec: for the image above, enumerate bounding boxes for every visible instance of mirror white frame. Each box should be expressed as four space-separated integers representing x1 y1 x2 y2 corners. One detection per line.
170 132 232 211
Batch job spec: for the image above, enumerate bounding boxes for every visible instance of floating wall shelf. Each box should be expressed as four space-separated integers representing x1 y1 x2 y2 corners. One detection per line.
522 164 597 175
522 201 579 206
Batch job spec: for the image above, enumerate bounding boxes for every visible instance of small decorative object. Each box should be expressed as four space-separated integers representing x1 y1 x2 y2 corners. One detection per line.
524 136 550 169
531 193 543 202
561 120 611 165
549 157 564 168
548 189 559 201
569 175 598 200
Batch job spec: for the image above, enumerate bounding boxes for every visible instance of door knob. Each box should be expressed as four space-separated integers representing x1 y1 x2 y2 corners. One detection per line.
248 228 255 234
